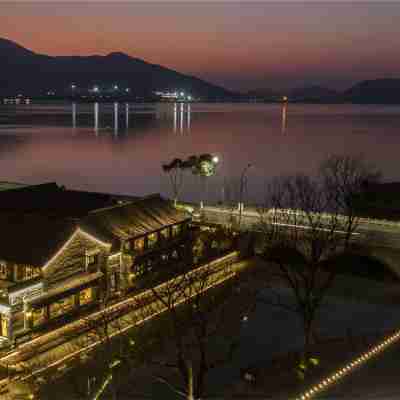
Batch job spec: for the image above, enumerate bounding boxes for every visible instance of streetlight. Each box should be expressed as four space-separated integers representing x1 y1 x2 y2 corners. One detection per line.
238 163 253 228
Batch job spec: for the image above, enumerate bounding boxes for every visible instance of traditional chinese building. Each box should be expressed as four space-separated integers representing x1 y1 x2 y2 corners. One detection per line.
0 186 191 345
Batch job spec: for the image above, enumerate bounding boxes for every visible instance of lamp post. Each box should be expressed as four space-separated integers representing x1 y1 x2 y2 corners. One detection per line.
238 163 252 228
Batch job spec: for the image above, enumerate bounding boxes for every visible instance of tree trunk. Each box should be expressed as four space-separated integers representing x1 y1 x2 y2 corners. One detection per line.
303 316 314 364
186 361 194 400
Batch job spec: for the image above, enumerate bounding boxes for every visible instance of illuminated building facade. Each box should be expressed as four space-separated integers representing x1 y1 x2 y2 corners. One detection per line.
0 184 191 344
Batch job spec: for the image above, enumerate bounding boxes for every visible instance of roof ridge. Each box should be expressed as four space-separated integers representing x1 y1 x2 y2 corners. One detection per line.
87 193 163 215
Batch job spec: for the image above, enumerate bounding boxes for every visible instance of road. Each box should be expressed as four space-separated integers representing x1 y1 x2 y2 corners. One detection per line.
195 205 400 248
0 251 248 397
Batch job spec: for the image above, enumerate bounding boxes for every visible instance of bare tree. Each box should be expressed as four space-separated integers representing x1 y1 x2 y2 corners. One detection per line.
162 158 186 206
319 154 381 245
257 173 357 370
139 252 257 400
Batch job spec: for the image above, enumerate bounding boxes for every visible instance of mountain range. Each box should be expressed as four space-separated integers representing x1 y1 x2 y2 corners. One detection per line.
0 38 236 99
1 38 400 103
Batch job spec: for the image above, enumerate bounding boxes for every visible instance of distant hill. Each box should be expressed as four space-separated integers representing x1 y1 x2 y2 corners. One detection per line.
289 85 340 102
0 38 237 99
344 79 400 104
246 88 281 101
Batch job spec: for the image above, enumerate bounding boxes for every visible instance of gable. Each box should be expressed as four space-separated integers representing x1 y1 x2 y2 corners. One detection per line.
42 228 111 283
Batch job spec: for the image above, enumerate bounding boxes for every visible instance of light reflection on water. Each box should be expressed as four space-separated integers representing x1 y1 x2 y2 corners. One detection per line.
0 102 400 203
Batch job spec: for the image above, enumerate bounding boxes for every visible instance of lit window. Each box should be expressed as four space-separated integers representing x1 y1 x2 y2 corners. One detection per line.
172 225 181 237
160 228 169 241
25 265 38 280
134 237 145 252
86 252 99 270
147 233 158 248
0 262 7 280
32 307 46 327
79 287 93 306
49 295 75 319
0 315 9 337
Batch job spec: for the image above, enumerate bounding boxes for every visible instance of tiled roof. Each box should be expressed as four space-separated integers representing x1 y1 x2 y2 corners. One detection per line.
0 192 190 266
81 194 190 249
0 213 77 266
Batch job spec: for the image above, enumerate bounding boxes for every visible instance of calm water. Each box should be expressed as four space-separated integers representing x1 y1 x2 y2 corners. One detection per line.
1 102 400 203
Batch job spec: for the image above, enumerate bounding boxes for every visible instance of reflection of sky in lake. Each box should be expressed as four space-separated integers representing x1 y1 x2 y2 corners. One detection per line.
1 102 400 203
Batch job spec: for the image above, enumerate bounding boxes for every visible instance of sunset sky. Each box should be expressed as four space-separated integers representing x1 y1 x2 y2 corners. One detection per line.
1 2 400 91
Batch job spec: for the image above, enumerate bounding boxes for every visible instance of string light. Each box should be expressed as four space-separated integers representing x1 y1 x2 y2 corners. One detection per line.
295 329 400 400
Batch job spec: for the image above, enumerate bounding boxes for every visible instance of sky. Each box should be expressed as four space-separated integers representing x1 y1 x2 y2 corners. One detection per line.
1 2 400 91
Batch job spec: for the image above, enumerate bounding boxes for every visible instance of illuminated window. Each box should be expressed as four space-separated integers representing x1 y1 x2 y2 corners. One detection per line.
147 233 158 248
0 262 7 280
171 225 181 237
134 237 145 252
79 287 93 306
0 315 9 337
25 265 38 280
133 263 146 277
87 253 98 266
49 295 75 319
160 228 169 241
32 307 46 327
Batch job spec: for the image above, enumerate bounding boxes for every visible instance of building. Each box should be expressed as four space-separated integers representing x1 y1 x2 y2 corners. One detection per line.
0 184 192 344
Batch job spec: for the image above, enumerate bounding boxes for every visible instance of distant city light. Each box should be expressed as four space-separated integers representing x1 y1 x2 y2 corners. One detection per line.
93 86 99 93
71 84 76 90
125 88 130 93
187 95 192 101
114 85 119 90
180 91 184 97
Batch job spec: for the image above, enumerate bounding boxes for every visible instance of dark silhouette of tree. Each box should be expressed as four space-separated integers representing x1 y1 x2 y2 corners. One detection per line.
319 154 381 246
138 250 256 400
256 172 360 373
162 158 186 206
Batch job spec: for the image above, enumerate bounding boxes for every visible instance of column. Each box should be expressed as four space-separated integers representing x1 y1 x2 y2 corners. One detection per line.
114 102 119 136
94 102 99 135
72 103 77 128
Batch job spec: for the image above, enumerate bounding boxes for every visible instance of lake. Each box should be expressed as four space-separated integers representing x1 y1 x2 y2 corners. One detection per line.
1 102 399 204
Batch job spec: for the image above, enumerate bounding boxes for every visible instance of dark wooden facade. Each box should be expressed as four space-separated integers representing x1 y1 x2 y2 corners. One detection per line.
0 194 192 344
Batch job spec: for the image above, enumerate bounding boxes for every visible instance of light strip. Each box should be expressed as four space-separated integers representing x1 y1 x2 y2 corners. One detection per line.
42 228 111 271
295 329 400 400
0 252 241 365
11 262 241 383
